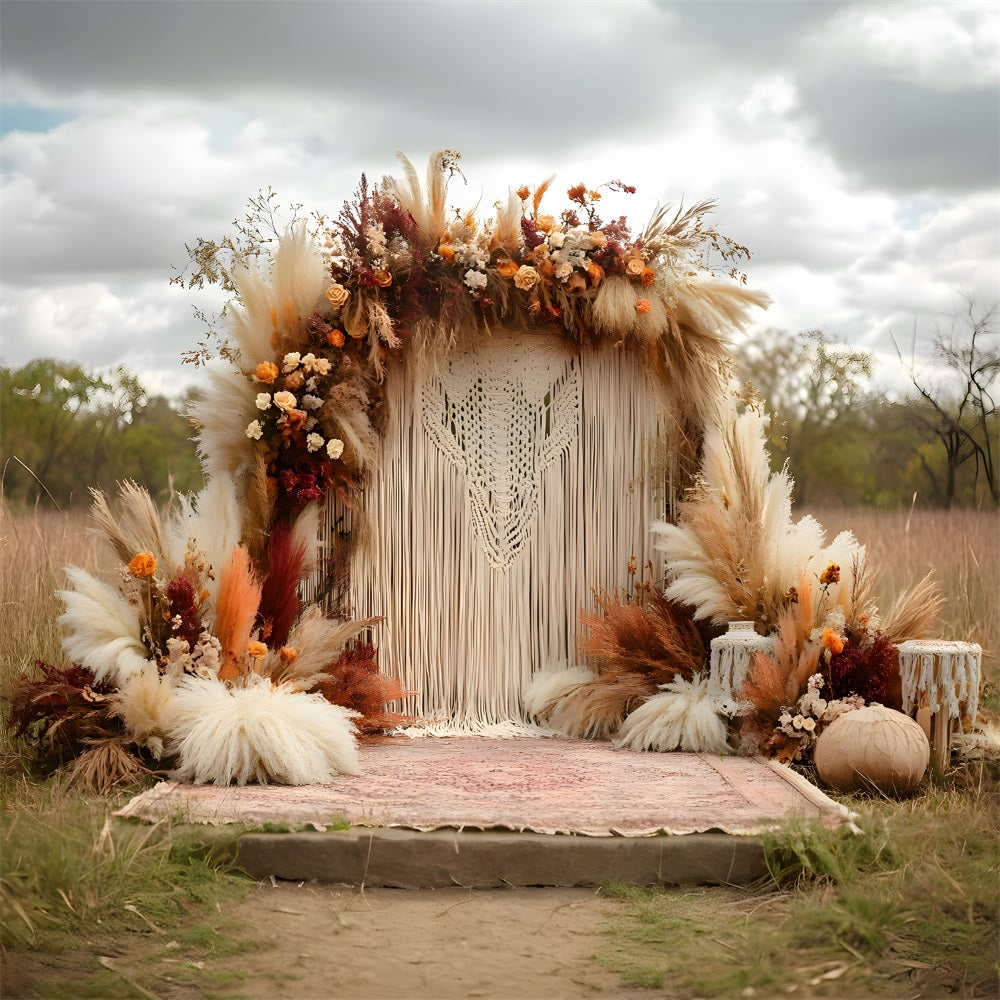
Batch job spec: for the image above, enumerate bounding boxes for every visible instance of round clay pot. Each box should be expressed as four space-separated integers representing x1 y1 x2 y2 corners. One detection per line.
813 705 929 795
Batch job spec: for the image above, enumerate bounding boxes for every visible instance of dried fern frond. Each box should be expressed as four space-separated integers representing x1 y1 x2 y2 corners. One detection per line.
880 572 945 645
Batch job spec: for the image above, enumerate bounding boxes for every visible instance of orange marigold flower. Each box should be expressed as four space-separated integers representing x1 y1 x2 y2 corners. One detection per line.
437 243 456 262
567 183 587 203
247 640 268 659
516 185 531 200
373 269 393 287
821 628 845 655
820 562 841 586
255 361 279 384
128 552 157 578
279 646 298 663
495 259 519 278
327 328 346 348
635 298 653 314
640 267 656 286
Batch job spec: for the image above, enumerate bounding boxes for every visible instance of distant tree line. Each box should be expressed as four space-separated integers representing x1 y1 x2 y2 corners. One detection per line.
736 301 999 509
1 301 996 510
1 359 203 508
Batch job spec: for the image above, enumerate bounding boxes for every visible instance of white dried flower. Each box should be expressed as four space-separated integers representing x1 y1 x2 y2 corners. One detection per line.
802 717 816 732
548 230 566 249
282 352 301 372
306 432 325 452
302 394 323 411
792 715 805 730
255 393 271 411
463 269 488 291
327 438 344 460
245 420 264 440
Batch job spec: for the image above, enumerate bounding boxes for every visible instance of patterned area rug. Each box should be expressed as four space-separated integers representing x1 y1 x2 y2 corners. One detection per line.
117 737 849 836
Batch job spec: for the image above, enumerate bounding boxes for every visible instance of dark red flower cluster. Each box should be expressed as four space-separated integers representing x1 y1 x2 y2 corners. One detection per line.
826 630 900 707
167 575 202 648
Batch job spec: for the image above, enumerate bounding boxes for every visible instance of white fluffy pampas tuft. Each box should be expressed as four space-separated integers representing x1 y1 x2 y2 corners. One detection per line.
112 668 177 760
168 674 360 785
523 665 598 722
616 675 729 754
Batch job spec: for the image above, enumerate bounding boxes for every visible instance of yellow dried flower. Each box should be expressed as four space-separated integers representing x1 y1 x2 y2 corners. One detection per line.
247 640 268 659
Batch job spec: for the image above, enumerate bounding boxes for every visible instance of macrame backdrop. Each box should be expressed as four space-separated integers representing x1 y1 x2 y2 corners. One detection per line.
311 330 669 732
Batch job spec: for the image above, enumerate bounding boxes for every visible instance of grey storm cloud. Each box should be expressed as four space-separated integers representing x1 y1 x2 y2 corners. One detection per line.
801 78 999 193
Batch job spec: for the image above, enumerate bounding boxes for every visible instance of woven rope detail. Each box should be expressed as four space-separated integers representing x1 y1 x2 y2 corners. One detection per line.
420 334 580 570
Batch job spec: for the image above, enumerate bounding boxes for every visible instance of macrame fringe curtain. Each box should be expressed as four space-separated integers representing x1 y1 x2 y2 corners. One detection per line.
310 332 669 732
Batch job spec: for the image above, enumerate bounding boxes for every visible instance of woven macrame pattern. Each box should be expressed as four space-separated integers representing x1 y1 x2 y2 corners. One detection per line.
420 334 580 570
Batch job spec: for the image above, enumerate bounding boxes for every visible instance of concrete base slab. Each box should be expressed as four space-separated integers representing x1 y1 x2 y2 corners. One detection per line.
233 827 768 888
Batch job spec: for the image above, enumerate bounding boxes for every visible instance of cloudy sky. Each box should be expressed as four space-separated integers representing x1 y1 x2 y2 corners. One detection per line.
2 0 997 398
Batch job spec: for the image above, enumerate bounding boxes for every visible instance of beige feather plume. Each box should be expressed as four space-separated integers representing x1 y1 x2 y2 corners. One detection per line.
168 674 360 784
111 667 176 759
615 676 730 753
188 367 257 479
280 605 381 683
523 665 597 721
490 191 523 253
57 566 151 686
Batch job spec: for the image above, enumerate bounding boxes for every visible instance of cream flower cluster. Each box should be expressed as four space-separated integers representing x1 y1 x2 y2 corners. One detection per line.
777 673 865 762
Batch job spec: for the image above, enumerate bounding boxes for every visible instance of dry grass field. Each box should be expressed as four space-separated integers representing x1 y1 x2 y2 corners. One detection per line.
1 502 997 998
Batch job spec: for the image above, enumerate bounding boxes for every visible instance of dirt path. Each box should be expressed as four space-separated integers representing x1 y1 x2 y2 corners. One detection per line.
5 884 657 1000
214 883 637 999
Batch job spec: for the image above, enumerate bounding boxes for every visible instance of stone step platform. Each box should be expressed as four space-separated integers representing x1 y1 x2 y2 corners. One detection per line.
116 736 851 888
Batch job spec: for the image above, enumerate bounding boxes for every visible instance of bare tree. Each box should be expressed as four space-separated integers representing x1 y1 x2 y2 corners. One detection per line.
896 300 1000 507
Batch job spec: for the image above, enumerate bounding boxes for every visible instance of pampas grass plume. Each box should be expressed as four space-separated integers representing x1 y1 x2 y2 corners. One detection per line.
214 545 261 675
523 665 597 721
112 668 176 759
615 675 729 753
169 674 360 784
58 566 151 686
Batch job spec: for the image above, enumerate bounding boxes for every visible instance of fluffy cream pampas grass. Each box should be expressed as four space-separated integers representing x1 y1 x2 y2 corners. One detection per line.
523 665 598 722
169 674 360 785
112 668 177 759
57 566 151 686
616 676 729 754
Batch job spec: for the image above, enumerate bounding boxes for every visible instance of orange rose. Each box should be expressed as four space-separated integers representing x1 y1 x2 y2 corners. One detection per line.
247 640 268 659
586 262 605 287
635 298 652 314
589 231 608 249
128 552 157 578
374 269 393 287
495 259 519 278
255 362 279 384
821 628 845 655
325 283 350 309
625 256 645 277
641 267 656 287
327 328 346 348
437 243 456 262
272 390 298 412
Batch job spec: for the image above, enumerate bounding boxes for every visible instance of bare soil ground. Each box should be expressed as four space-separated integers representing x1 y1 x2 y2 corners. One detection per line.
4 884 659 1000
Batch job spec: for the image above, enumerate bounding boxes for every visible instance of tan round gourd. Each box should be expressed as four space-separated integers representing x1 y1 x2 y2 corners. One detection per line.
814 705 930 795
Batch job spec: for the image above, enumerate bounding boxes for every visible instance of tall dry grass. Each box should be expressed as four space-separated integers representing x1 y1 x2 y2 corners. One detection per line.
808 505 999 690
0 504 113 760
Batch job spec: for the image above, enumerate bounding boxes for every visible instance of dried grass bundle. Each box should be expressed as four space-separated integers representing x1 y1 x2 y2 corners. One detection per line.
544 673 657 741
743 603 821 726
880 572 944 644
89 482 167 570
580 590 706 684
66 737 151 795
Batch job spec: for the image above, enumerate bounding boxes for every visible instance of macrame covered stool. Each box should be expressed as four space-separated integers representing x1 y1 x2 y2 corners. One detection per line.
708 621 776 715
896 639 981 775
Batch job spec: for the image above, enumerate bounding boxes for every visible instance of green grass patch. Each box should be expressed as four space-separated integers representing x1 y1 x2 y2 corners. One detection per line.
597 759 1000 998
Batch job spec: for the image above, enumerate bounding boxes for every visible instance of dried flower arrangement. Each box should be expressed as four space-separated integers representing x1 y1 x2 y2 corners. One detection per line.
9 150 954 789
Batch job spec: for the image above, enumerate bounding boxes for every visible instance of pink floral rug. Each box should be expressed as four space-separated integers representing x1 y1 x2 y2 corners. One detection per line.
116 737 849 836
